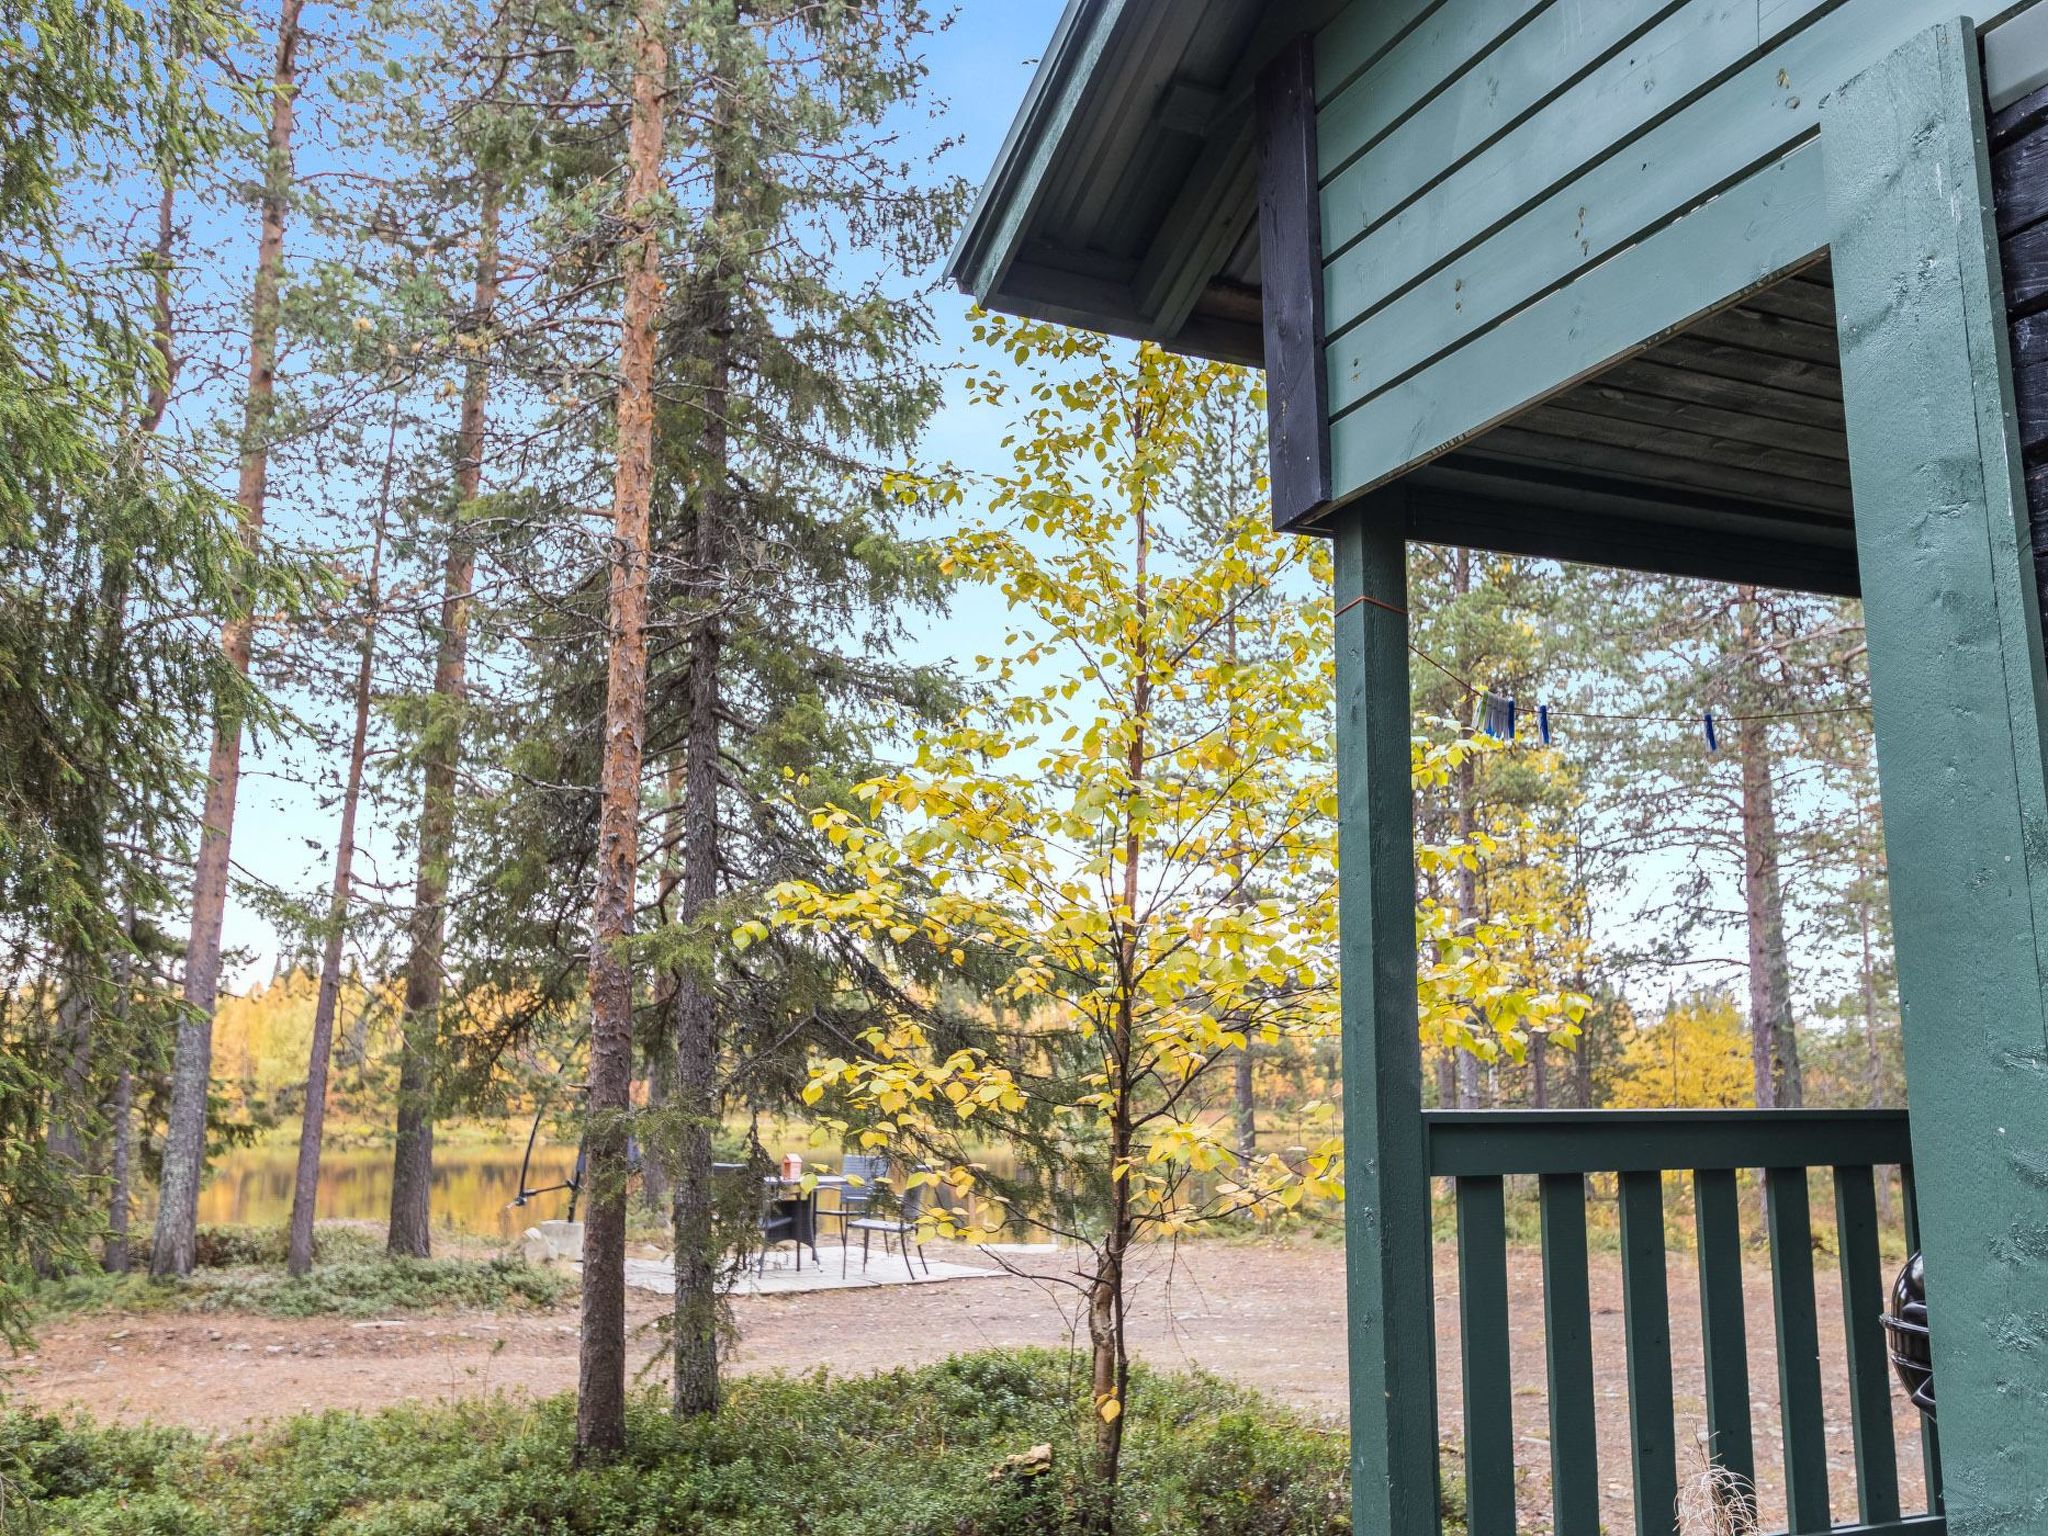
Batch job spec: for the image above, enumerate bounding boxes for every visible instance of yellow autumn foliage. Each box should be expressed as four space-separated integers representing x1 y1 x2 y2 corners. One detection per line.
1609 992 1755 1110
762 315 1589 1235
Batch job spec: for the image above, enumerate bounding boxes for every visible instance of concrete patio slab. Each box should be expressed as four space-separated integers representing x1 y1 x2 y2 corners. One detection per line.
613 1249 1005 1296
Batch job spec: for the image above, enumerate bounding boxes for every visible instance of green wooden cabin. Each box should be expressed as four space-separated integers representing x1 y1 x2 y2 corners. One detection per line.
951 3 2048 1533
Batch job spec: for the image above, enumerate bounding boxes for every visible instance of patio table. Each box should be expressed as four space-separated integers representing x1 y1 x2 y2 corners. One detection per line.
760 1175 847 1266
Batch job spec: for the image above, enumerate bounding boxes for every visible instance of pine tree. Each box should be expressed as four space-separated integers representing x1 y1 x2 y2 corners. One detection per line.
384 126 514 1264
440 0 967 1422
643 0 964 1415
574 0 669 1461
1552 573 1865 1111
154 0 311 1278
286 403 395 1278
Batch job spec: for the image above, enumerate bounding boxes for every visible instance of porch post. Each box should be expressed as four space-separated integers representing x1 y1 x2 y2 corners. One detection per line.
1826 20 2048 1529
1333 494 1441 1535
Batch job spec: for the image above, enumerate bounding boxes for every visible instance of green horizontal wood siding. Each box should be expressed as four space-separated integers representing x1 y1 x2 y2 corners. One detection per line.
1329 140 1824 503
1311 0 2048 501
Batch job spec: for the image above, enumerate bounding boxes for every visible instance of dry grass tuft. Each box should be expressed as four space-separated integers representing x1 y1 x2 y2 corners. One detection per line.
1675 1435 1758 1536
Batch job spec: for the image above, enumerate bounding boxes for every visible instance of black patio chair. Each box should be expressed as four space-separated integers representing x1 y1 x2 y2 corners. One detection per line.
822 1153 890 1268
846 1170 930 1277
709 1162 811 1273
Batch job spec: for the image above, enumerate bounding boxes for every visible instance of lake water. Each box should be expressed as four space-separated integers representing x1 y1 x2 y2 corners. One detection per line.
197 1139 1048 1243
198 1142 583 1241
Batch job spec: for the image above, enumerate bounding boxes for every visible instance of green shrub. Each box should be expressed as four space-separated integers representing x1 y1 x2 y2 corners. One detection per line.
7 1351 1350 1534
191 1224 293 1269
33 1229 567 1323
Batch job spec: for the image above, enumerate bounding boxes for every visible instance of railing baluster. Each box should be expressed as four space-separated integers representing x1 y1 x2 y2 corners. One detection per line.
1458 1174 1516 1536
1540 1171 1599 1535
1618 1169 1676 1536
1693 1167 1757 1505
1835 1163 1903 1525
1766 1165 1831 1531
1902 1164 1943 1513
1420 1111 1937 1532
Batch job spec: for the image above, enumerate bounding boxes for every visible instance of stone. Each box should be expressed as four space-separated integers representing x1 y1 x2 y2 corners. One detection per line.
523 1220 585 1264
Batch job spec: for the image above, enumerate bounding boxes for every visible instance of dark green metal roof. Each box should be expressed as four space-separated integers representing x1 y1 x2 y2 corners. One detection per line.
946 0 1344 366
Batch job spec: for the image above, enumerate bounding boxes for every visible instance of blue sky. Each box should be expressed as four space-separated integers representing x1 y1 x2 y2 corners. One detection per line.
209 3 1858 1021
221 4 1068 983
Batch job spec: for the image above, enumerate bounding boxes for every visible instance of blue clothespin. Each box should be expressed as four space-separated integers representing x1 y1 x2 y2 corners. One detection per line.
1506 698 1517 741
1703 711 1719 752
1538 704 1551 746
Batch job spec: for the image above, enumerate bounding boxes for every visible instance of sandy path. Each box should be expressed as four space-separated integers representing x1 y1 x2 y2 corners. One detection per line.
8 1237 1936 1534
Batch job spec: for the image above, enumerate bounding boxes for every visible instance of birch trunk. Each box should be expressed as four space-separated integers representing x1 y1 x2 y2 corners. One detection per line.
1224 604 1257 1161
288 412 393 1277
388 171 503 1258
575 0 667 1460
154 0 304 1277
1090 441 1151 1530
1451 548 1484 1110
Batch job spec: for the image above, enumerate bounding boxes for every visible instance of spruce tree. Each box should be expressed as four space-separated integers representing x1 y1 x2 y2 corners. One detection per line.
439 0 967 1420
0 0 293 1312
639 0 964 1416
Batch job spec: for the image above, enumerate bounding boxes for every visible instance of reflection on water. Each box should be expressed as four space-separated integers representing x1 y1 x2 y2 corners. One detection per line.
198 1143 583 1240
197 1140 1049 1244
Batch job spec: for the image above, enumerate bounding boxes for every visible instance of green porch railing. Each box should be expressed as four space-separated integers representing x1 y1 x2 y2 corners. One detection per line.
1424 1109 1942 1536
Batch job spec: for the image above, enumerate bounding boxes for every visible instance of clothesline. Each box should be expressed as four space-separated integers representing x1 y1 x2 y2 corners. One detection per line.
1400 627 1869 750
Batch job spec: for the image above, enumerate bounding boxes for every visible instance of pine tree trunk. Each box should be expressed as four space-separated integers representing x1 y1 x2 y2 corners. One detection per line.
154 0 304 1278
669 412 725 1416
388 171 503 1258
1531 1032 1550 1108
1860 893 1883 1106
1736 592 1799 1110
640 765 685 1223
576 0 667 1461
1858 875 1896 1221
288 414 392 1278
639 1052 669 1212
140 170 177 435
1223 604 1256 1162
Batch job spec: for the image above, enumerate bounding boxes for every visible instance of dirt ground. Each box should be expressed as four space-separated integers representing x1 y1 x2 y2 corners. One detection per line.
9 1237 1934 1535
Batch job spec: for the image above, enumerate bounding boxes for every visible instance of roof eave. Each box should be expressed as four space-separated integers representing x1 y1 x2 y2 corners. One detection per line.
944 0 1124 306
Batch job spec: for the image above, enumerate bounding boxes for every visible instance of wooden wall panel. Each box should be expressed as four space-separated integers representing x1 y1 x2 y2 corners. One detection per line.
1328 141 1824 501
1312 0 2048 504
1992 77 2048 616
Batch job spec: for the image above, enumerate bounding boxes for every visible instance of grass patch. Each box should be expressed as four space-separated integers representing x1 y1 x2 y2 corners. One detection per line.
32 1225 568 1323
1 1351 1351 1535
